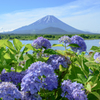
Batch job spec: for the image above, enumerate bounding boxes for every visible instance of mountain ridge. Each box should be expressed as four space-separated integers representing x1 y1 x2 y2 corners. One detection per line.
4 15 93 34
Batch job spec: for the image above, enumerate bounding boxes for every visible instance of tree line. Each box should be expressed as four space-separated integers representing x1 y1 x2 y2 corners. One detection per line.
0 34 100 40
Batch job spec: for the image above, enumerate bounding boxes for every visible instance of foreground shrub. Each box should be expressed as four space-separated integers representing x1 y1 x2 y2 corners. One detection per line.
0 36 100 100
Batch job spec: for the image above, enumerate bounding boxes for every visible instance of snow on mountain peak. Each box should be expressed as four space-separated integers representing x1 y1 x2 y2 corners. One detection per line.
36 15 56 24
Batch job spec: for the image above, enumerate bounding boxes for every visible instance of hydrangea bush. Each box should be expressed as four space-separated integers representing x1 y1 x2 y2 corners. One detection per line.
69 35 87 53
0 36 99 100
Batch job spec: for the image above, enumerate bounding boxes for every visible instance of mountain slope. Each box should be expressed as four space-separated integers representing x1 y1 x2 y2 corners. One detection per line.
11 15 85 34
35 27 68 34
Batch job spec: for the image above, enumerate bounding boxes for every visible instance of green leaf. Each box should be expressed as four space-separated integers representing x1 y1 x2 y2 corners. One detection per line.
0 39 7 47
86 76 93 83
5 40 16 54
56 50 66 56
69 65 84 81
13 39 23 52
59 65 67 72
44 49 60 55
25 58 34 69
52 44 64 47
91 92 100 100
4 53 12 59
77 74 87 83
92 81 100 90
67 43 80 47
73 79 84 83
81 59 89 78
85 62 100 71
25 44 37 51
36 57 46 62
16 66 23 72
90 46 99 51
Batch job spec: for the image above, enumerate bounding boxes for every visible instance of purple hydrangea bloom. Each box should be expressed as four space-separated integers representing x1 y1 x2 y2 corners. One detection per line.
61 80 87 100
94 52 100 59
21 90 42 100
70 35 87 52
32 37 51 49
0 82 22 100
58 36 71 44
1 69 6 74
21 61 58 94
21 72 43 94
46 55 71 70
0 71 26 86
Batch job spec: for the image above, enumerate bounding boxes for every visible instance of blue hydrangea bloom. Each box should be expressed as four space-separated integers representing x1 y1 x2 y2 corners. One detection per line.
21 61 58 94
0 71 26 87
61 80 88 100
21 72 44 94
70 35 87 52
46 55 71 70
32 37 51 49
21 91 42 100
58 36 71 44
94 52 100 59
0 82 22 100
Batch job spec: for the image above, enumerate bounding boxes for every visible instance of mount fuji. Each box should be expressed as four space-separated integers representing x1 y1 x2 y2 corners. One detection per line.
9 15 90 34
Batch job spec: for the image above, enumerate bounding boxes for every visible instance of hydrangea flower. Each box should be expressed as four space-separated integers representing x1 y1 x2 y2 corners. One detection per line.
21 61 58 94
0 82 22 100
0 71 26 87
58 36 71 44
70 35 87 53
46 55 71 70
32 37 51 49
61 80 87 100
21 92 42 100
94 52 100 59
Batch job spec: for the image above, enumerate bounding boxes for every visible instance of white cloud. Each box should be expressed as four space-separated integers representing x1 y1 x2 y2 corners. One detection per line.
0 0 100 33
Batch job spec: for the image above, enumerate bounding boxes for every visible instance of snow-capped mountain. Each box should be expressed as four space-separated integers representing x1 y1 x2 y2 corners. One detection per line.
10 15 87 34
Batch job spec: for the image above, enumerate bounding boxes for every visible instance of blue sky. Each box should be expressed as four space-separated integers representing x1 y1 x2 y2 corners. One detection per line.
0 0 100 33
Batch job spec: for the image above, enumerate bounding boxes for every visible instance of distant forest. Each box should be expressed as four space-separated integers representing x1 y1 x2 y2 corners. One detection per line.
0 34 100 40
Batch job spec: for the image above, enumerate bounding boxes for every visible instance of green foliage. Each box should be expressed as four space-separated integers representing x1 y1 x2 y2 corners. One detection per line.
0 38 100 99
